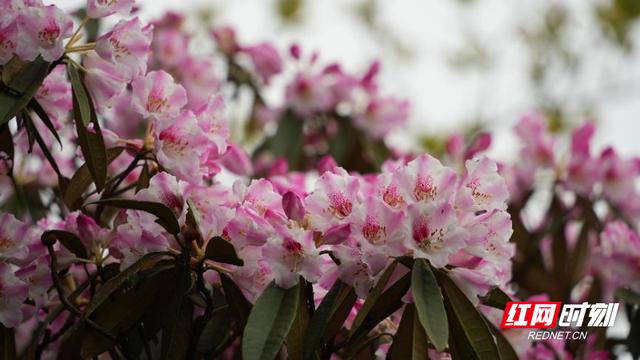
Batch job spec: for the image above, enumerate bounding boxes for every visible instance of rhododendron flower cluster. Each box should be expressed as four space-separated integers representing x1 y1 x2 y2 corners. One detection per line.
0 0 638 358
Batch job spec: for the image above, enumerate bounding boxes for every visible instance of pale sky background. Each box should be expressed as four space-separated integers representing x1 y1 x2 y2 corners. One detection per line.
55 0 640 161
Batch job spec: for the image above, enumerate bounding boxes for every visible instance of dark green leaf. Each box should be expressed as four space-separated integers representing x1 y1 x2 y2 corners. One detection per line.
321 285 357 343
87 199 180 235
28 99 61 148
303 280 347 360
68 63 107 191
286 279 312 360
0 57 50 126
219 272 252 329
386 304 427 360
196 293 233 356
84 252 172 317
1 324 16 360
351 270 411 342
41 230 88 259
242 281 300 360
0 124 13 173
627 307 640 359
136 161 151 193
349 262 398 338
160 262 194 360
411 259 448 351
481 287 512 310
80 267 172 358
22 113 66 183
259 111 304 169
205 236 244 266
438 272 500 360
485 317 518 360
63 147 123 210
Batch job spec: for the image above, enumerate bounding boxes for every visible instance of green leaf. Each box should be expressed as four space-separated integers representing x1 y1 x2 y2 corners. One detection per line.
438 272 500 360
219 272 252 329
303 280 347 360
88 199 180 235
0 57 50 126
80 267 172 358
286 279 312 360
411 259 448 352
22 113 64 179
349 261 398 337
485 316 518 360
321 285 357 343
28 99 61 148
68 63 107 191
136 161 151 193
350 271 411 342
196 291 233 356
160 262 194 360
387 304 427 360
41 230 88 259
259 111 304 169
84 252 172 317
63 147 123 210
205 236 244 266
0 124 13 173
1 324 16 360
481 287 512 310
242 281 300 360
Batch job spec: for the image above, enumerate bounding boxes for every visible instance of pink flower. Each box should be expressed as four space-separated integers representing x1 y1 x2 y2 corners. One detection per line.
131 71 188 127
86 0 134 19
350 195 407 257
463 210 514 263
0 262 28 327
241 43 283 84
354 97 410 139
211 26 238 55
180 56 221 110
231 246 272 301
331 240 376 297
219 143 254 176
305 168 361 232
593 221 640 300
599 147 638 205
0 212 32 262
0 21 18 65
135 172 187 222
195 94 229 160
152 28 189 68
112 210 172 267
34 64 71 127
514 113 555 169
62 212 112 257
155 111 209 184
406 202 466 268
95 17 153 81
16 5 73 61
566 122 601 195
285 72 334 116
262 224 323 288
456 156 509 214
185 183 235 241
224 179 283 247
395 154 458 206
83 52 127 110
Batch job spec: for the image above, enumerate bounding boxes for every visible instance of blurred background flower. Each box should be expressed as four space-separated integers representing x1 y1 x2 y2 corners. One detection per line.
58 0 640 159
